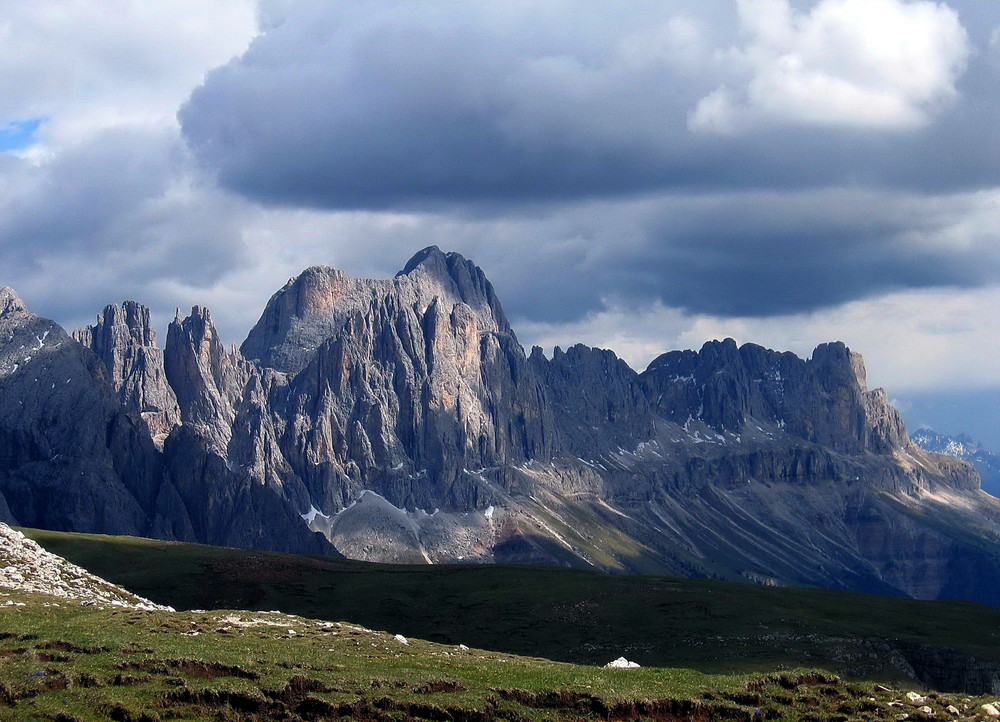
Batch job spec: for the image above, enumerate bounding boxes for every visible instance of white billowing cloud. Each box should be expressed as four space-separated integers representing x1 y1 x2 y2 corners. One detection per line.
990 26 1000 66
672 286 1000 392
516 285 1000 394
690 0 970 134
0 0 256 146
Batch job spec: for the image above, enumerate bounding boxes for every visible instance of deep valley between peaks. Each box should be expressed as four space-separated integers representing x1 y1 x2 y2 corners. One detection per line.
1 246 998 606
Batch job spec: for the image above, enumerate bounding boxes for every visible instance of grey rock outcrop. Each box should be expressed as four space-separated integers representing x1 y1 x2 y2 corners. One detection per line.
0 289 330 557
276 246 553 512
165 305 243 452
3 248 1000 607
74 301 180 448
0 522 169 609
159 305 331 554
0 288 164 535
529 343 654 457
639 338 909 454
913 429 1000 497
241 265 390 374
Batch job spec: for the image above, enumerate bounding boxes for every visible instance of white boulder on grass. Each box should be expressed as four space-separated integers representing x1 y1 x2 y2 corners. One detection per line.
604 657 640 668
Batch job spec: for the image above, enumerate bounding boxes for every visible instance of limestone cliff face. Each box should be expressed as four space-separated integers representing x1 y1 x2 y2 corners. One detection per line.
160 306 329 554
640 339 909 456
277 247 554 511
74 302 180 448
0 290 329 556
528 343 654 457
165 306 243 452
1 248 998 606
241 266 391 374
0 288 163 535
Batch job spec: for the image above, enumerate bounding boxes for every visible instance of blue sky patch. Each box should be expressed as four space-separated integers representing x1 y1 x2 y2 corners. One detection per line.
0 118 44 153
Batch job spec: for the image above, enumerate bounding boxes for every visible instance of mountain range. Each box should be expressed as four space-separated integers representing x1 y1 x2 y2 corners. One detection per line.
912 428 1000 497
2 246 999 605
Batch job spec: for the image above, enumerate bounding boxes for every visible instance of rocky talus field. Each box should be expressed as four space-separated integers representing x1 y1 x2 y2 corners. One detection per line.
0 524 166 611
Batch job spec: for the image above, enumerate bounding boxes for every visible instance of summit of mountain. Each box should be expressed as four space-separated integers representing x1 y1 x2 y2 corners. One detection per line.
1 247 998 605
74 301 180 448
241 246 512 375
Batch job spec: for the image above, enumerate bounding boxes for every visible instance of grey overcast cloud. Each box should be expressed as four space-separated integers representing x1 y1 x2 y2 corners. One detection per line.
1 0 998 447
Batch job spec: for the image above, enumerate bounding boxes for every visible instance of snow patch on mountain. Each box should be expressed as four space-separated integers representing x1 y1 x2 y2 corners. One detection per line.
912 428 1000 497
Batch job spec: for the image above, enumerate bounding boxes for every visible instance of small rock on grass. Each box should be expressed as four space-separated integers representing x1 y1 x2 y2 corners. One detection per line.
604 657 640 669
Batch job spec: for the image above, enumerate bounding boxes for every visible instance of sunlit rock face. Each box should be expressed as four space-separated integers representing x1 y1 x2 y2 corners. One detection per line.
2 248 999 606
913 428 1000 497
74 301 180 449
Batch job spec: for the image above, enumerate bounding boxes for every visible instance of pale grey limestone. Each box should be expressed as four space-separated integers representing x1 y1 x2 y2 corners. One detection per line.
2 249 1000 606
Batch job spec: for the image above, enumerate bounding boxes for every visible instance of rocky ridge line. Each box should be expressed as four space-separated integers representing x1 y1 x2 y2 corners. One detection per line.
74 301 181 448
0 523 170 610
913 428 1000 497
2 250 999 606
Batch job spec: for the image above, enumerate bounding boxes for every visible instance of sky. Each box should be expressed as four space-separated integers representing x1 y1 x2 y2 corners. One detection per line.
0 0 997 449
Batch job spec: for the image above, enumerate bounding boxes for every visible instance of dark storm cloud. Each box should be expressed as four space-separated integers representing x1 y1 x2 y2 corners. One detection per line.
174 0 1000 322
180 0 998 208
0 127 252 327
447 189 1000 323
179 1 736 207
617 192 1000 317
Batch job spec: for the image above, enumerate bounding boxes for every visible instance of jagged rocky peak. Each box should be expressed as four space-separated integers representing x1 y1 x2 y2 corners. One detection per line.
274 247 551 509
242 246 513 376
0 288 70 378
529 343 654 454
810 341 867 390
73 301 180 447
166 306 230 389
0 287 28 317
74 301 155 348
640 338 909 453
0 291 164 535
242 265 391 373
395 245 511 334
808 341 911 453
165 305 242 451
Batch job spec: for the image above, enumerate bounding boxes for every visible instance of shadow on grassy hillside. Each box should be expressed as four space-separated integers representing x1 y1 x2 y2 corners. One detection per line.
22 527 1000 691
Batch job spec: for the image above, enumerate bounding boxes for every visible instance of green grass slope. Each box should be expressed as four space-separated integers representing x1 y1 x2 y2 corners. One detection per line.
21 528 1000 694
0 589 992 722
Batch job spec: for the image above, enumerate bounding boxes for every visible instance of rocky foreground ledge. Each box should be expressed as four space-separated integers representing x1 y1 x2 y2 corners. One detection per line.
0 523 169 610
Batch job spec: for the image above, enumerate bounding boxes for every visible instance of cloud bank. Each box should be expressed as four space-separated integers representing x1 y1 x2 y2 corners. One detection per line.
0 0 997 416
690 0 969 133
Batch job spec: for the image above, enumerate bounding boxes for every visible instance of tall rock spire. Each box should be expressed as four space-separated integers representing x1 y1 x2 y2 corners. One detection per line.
74 301 180 449
164 305 242 453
